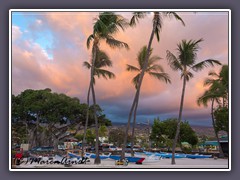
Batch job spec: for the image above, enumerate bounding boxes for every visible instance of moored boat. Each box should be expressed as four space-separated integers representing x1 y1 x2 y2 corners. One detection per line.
186 154 212 159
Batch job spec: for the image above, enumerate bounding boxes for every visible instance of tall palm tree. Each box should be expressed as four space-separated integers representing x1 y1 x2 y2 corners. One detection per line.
166 39 221 164
81 49 115 157
126 45 171 156
121 11 185 160
197 65 228 157
85 12 129 164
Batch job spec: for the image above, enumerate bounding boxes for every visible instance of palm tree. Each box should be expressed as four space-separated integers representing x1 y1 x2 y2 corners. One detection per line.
85 12 129 164
81 49 115 157
126 45 171 156
121 11 185 160
197 65 228 157
166 39 221 164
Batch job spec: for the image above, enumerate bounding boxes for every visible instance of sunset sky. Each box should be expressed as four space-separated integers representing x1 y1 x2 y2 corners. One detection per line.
11 10 229 126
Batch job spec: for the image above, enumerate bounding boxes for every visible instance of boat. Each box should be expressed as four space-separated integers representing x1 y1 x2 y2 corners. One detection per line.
186 154 212 159
156 153 186 159
143 151 186 158
84 152 111 160
109 155 145 164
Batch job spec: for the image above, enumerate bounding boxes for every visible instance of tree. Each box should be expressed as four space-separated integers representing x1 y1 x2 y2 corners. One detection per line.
126 45 171 156
99 125 108 137
109 128 132 147
214 106 229 134
122 11 185 160
12 89 112 151
166 39 221 164
85 12 129 164
150 118 198 149
82 50 115 156
197 65 228 157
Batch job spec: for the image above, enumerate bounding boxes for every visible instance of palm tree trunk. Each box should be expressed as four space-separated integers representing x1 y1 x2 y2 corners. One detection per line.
130 96 139 156
91 83 101 164
171 76 187 165
211 99 224 158
121 96 136 159
91 43 101 164
121 18 157 160
81 84 91 157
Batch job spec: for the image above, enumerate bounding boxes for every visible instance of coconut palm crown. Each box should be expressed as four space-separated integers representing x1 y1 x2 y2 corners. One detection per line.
127 45 171 89
83 49 116 84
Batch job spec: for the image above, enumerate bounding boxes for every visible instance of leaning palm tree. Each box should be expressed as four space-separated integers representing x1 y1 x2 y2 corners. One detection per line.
197 65 228 157
121 11 185 160
126 45 171 156
166 39 221 164
85 12 129 164
81 49 115 157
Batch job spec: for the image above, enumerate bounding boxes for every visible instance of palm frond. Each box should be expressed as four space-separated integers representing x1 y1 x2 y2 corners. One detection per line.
197 91 213 107
132 74 140 89
95 69 116 80
83 61 91 69
181 71 194 81
106 36 129 50
148 72 171 84
130 12 146 27
153 12 162 42
86 34 94 49
166 50 183 71
114 16 129 31
95 50 112 68
164 12 185 26
177 39 203 66
126 64 140 72
148 55 162 65
208 70 219 77
191 59 221 72
146 64 164 73
137 45 150 69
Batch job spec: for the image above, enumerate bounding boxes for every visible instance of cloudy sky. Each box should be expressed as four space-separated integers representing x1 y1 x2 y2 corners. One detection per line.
11 10 229 126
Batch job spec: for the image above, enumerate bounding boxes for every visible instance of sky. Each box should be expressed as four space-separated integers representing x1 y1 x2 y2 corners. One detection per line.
11 11 229 127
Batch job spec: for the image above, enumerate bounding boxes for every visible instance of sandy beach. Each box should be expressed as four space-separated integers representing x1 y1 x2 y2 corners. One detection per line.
13 158 229 169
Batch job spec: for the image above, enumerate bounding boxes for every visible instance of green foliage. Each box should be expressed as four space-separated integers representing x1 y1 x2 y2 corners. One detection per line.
75 134 84 141
214 106 229 133
150 118 198 147
126 45 171 89
99 125 108 137
12 88 112 147
86 129 96 145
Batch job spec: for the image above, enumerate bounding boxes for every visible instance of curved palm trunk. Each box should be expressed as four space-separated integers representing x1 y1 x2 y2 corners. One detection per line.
211 99 224 158
130 96 139 156
90 43 101 164
81 84 91 157
121 18 157 160
171 76 186 165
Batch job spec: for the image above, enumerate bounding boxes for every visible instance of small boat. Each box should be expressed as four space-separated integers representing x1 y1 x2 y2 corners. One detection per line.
84 153 111 160
143 151 186 158
109 155 145 164
186 154 212 159
156 153 186 159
